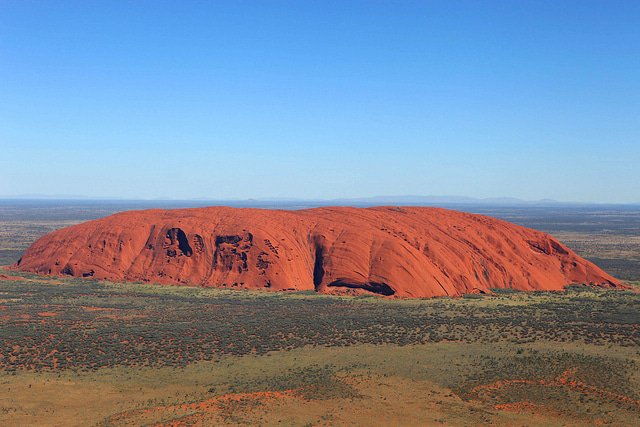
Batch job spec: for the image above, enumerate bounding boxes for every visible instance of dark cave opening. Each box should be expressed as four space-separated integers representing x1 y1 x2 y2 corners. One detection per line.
166 228 193 257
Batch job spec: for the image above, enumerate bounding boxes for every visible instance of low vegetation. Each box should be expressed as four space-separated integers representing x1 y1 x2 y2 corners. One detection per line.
0 273 637 373
0 272 638 425
1 202 638 425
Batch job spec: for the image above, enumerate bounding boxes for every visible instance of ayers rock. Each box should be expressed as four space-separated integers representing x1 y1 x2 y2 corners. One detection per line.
14 206 620 298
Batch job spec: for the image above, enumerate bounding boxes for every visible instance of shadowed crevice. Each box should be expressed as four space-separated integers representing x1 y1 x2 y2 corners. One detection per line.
313 245 325 290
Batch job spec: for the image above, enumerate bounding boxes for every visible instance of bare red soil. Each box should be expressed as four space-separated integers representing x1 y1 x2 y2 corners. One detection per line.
473 368 640 411
14 206 619 297
106 389 299 426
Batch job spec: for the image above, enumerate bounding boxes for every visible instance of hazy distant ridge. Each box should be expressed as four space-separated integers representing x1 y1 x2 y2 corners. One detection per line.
0 194 620 207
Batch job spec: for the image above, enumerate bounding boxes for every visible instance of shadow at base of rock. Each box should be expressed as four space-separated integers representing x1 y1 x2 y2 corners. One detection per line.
327 280 395 296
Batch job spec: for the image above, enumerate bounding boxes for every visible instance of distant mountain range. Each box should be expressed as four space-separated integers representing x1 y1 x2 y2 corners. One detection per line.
322 195 568 206
1 194 637 207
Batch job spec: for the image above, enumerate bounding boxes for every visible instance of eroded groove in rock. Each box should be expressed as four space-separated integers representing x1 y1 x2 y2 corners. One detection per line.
12 206 623 297
192 234 205 254
312 237 326 291
213 233 252 273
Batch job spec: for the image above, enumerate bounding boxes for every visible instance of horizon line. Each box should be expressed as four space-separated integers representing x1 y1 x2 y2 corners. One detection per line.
0 194 638 206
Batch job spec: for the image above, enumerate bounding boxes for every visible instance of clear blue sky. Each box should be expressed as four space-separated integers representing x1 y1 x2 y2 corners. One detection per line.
1 1 638 202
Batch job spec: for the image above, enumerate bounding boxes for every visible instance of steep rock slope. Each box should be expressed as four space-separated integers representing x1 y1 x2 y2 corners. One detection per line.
14 206 619 297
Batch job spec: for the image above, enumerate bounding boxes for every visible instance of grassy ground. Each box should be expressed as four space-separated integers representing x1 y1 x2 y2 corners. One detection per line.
1 204 639 425
9 343 629 426
0 273 638 426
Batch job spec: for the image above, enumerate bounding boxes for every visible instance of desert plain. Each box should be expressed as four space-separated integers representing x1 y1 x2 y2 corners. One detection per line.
0 201 638 426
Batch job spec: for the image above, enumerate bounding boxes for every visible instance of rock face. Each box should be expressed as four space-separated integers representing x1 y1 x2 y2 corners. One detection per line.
14 206 620 297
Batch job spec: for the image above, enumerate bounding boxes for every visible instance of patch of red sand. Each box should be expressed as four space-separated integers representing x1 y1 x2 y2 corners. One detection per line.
80 306 118 312
14 206 621 298
494 401 539 412
473 368 640 410
37 311 57 317
107 389 299 426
